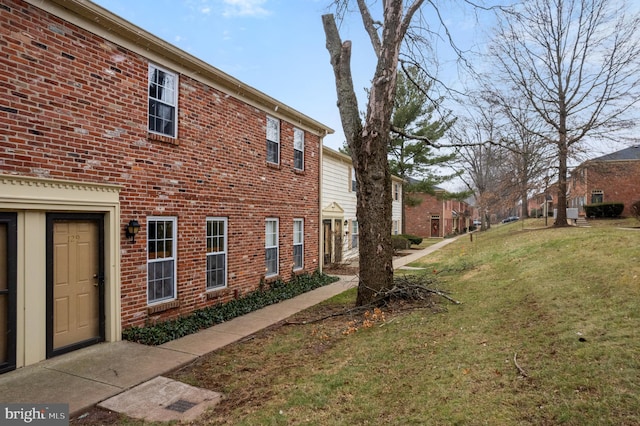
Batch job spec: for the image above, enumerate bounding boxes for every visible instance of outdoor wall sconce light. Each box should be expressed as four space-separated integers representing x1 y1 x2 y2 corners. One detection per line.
344 219 349 226
125 219 141 243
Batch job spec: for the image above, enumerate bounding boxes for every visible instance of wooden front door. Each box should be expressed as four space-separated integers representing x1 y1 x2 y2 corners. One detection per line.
47 214 104 357
431 218 440 237
0 213 17 374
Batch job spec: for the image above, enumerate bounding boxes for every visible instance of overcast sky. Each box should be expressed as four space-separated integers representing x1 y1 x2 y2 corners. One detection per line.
91 0 490 151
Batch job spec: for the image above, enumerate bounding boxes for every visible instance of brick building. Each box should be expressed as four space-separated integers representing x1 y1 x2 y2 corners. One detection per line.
568 146 640 217
404 189 476 238
0 0 332 372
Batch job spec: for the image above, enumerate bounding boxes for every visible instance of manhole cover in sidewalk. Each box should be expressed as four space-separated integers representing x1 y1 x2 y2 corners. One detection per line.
165 399 198 413
99 376 223 422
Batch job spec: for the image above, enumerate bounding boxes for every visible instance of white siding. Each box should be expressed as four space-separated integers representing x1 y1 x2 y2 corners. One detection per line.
322 149 358 261
322 147 403 262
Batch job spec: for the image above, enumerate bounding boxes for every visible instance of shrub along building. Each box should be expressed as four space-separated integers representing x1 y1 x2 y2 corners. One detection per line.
568 145 640 218
0 0 332 372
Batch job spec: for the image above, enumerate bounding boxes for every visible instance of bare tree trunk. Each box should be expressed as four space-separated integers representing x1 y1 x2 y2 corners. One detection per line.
323 2 413 305
555 137 569 226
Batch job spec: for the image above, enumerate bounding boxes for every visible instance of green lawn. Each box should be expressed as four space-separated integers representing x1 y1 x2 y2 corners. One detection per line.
87 219 640 425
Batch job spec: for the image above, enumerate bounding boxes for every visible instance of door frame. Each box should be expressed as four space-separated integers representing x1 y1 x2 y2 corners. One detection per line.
46 213 105 358
0 213 17 374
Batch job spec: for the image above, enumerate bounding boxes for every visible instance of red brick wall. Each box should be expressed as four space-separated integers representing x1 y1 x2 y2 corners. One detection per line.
1 0 321 327
571 161 640 217
404 192 443 238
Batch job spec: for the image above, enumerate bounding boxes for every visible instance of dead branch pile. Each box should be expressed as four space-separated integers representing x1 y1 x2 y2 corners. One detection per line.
373 275 461 306
284 274 460 326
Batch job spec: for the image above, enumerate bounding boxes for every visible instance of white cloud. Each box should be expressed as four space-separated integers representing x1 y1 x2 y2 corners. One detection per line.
201 6 212 14
222 0 271 18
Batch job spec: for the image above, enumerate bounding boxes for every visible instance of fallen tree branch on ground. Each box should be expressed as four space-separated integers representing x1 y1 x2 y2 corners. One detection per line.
284 274 460 325
513 352 528 377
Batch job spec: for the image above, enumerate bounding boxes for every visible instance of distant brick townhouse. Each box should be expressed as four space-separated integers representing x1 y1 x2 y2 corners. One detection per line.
568 145 640 217
320 146 403 265
0 0 333 372
404 188 477 238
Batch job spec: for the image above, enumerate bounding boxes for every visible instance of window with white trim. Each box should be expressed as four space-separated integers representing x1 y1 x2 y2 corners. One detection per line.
147 217 177 304
392 220 399 235
293 128 304 170
265 218 279 276
293 219 304 270
206 218 227 290
266 116 280 164
591 190 604 204
351 168 358 192
393 183 400 201
351 220 359 249
148 64 177 137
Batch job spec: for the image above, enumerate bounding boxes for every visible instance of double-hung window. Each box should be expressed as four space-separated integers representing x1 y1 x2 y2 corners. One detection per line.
148 64 178 138
351 168 358 193
147 217 177 304
293 219 304 270
265 218 279 277
293 128 304 170
266 116 280 164
206 218 227 290
351 220 359 249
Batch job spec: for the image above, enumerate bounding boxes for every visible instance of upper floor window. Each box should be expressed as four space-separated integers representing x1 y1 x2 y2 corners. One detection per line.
206 218 227 290
351 168 358 193
393 183 400 201
266 116 280 164
147 217 177 304
265 218 279 277
293 219 304 270
148 64 178 138
293 128 304 170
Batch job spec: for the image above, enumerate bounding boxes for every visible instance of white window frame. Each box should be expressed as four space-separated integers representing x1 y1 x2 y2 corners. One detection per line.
393 220 399 235
393 183 400 201
293 127 304 170
591 189 604 204
351 220 359 249
148 63 178 138
265 218 279 277
266 116 280 164
206 217 227 290
147 216 177 304
350 168 357 193
293 218 304 270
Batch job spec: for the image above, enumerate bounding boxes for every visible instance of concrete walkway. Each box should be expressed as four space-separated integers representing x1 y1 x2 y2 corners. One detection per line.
0 237 458 417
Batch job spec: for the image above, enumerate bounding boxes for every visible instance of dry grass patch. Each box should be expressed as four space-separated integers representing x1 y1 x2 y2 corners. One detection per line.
72 221 640 425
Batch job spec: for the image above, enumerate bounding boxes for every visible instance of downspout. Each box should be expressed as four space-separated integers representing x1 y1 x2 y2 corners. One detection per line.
318 137 324 273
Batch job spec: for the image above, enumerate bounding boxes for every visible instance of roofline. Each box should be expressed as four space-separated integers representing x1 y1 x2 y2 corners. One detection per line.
26 0 334 137
322 146 403 182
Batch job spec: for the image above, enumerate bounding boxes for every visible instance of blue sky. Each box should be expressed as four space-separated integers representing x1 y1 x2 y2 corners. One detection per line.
91 0 487 151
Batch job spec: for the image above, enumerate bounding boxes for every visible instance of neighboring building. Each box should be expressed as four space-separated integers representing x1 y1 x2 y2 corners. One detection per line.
404 189 476 238
0 0 332 372
321 146 402 265
527 182 559 218
568 146 640 217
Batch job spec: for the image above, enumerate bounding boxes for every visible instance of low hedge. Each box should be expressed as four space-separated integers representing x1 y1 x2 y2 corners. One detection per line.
398 234 423 246
123 271 340 345
392 235 410 250
584 202 624 218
